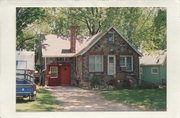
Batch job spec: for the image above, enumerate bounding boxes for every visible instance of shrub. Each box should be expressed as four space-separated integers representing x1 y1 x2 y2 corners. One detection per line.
90 74 101 88
119 79 131 89
135 80 159 89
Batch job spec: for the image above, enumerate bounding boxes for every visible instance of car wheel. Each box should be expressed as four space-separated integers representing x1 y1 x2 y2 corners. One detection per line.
29 95 36 101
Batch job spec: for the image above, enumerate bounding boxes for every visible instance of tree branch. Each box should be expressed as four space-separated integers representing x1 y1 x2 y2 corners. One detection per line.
16 36 35 48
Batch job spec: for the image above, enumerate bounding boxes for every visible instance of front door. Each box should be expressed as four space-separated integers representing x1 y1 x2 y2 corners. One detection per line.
108 55 116 75
59 64 71 85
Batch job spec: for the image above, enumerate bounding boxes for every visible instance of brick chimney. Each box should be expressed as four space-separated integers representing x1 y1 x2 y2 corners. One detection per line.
70 25 76 53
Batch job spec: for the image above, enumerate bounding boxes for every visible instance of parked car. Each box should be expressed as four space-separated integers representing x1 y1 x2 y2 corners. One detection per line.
16 69 36 101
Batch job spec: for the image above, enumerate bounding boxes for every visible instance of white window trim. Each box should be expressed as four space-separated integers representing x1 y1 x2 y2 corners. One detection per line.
50 66 58 78
151 67 158 74
108 55 116 75
120 55 133 72
89 55 104 72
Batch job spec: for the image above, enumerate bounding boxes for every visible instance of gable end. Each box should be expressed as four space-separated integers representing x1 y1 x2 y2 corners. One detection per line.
78 27 142 56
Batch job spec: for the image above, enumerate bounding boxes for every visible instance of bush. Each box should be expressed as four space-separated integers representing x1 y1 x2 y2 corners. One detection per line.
119 79 131 89
90 74 101 88
135 80 159 89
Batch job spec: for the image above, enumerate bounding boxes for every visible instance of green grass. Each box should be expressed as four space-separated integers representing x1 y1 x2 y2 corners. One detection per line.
16 88 63 112
101 89 166 111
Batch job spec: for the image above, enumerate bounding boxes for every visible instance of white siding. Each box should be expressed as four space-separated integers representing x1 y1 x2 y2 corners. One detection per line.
16 51 35 70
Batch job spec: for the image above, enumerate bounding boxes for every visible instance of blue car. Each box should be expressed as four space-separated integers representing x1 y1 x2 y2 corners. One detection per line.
16 69 36 101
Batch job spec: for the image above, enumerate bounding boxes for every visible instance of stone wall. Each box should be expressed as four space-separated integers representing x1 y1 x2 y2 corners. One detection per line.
79 28 140 84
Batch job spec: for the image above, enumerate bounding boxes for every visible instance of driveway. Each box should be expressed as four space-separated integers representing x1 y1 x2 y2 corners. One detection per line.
46 86 139 111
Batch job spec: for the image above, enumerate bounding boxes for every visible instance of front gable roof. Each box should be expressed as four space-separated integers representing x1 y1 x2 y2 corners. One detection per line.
41 26 142 57
78 26 142 56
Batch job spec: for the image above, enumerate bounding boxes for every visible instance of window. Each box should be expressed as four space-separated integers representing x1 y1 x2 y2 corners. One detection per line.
109 57 114 63
16 60 27 69
120 56 133 72
50 66 58 78
89 55 103 72
151 67 158 74
120 57 126 67
140 67 143 74
108 32 114 43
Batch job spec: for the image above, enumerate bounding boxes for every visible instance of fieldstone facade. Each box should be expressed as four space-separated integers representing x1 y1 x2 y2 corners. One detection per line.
77 28 140 84
43 27 140 86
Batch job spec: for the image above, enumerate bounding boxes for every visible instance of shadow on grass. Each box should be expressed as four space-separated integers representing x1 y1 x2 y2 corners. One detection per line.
36 89 59 105
101 89 166 111
16 99 31 103
16 88 63 112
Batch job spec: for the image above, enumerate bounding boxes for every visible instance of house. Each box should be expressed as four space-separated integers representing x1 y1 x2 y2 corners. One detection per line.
140 50 166 85
41 26 142 86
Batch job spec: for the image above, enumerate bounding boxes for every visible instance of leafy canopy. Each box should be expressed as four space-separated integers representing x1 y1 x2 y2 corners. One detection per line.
16 7 166 52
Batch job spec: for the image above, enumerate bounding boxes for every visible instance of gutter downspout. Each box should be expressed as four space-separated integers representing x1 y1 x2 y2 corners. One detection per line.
42 57 47 86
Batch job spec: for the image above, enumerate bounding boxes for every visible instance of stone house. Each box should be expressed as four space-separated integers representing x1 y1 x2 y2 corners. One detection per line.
41 26 142 86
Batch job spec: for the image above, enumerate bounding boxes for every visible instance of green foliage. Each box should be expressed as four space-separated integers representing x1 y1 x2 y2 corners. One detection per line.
135 80 159 89
16 8 46 49
101 89 166 110
16 7 166 52
90 74 101 87
119 79 131 89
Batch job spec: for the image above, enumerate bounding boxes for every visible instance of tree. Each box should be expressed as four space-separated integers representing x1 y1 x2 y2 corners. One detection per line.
16 7 166 51
153 9 166 50
16 8 46 49
64 8 107 35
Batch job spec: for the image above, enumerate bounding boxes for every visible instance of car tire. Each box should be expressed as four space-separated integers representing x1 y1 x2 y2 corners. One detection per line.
29 95 36 101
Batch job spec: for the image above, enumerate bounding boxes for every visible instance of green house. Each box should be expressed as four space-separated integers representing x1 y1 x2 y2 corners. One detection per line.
140 50 166 85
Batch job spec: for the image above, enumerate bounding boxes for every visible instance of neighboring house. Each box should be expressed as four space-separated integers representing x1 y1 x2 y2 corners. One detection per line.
16 50 35 70
41 26 142 86
140 50 166 85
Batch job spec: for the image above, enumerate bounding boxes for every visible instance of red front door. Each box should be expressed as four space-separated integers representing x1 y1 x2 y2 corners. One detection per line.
59 64 71 86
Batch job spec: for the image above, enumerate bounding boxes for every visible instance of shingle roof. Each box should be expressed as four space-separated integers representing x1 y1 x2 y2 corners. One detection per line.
140 50 166 65
41 27 141 57
41 33 101 57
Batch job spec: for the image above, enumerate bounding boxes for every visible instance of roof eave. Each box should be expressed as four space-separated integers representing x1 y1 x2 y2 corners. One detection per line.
112 27 142 56
140 63 165 66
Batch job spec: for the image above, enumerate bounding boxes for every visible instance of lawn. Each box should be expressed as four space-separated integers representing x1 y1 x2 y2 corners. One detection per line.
16 88 63 112
101 89 166 111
